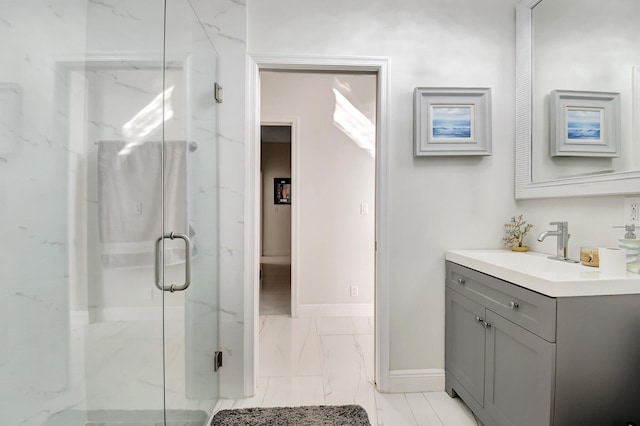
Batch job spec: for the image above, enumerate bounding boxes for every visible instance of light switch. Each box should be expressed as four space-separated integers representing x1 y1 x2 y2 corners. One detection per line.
134 202 143 215
360 202 369 215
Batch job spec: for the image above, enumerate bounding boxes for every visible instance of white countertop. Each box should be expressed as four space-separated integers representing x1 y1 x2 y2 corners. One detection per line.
445 249 640 297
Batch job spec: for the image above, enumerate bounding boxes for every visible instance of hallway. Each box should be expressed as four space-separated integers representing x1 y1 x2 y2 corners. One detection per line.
259 263 291 316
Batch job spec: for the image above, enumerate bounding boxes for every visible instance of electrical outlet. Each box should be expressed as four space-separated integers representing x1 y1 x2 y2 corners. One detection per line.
625 197 640 223
350 285 359 297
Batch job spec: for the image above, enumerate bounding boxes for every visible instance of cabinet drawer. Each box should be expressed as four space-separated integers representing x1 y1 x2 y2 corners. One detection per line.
446 261 557 342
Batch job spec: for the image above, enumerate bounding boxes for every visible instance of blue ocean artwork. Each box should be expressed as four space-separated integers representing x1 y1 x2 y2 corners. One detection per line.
432 107 472 139
567 109 601 140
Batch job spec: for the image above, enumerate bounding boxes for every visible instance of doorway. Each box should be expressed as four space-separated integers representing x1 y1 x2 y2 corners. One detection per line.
255 70 377 402
259 70 376 320
260 125 293 316
246 55 390 395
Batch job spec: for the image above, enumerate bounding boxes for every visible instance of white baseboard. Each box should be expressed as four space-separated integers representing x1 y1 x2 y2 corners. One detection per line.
296 303 374 317
98 307 184 322
388 369 445 393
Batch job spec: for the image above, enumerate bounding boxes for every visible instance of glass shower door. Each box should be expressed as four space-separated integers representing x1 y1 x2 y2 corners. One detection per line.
162 0 220 422
0 1 170 424
1 0 219 424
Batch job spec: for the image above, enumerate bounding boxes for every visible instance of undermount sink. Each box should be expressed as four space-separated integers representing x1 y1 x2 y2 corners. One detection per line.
445 249 640 297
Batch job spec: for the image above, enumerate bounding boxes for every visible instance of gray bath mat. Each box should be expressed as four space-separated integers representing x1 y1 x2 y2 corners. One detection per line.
211 404 371 426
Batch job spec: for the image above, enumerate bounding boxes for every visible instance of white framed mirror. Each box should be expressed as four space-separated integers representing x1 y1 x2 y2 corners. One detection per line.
515 0 640 199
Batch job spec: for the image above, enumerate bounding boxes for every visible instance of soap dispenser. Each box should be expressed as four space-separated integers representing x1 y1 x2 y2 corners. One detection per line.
614 224 640 274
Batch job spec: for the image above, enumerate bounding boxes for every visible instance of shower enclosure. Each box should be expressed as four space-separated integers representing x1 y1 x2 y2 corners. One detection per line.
1 1 220 424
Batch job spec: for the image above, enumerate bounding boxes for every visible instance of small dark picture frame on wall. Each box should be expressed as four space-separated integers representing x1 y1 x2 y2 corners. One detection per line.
274 178 291 204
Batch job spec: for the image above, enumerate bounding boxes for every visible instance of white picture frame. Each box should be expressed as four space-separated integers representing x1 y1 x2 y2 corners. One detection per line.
550 90 621 157
413 87 491 156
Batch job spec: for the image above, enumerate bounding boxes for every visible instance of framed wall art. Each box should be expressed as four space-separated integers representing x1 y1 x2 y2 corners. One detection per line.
413 87 492 156
274 177 291 204
550 90 621 157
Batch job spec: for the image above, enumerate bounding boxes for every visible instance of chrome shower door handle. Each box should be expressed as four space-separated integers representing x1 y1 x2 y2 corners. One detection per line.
155 232 192 292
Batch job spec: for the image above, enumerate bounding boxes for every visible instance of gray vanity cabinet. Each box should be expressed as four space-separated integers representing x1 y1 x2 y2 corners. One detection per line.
445 261 555 426
445 289 486 406
483 310 555 426
445 260 640 426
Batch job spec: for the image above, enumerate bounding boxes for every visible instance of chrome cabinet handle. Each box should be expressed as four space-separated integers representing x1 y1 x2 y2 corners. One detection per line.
457 278 466 285
483 321 492 328
509 301 519 310
475 316 484 323
155 232 192 292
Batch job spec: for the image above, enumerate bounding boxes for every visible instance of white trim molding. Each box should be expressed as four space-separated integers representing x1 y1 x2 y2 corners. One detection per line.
296 303 375 318
388 369 446 394
245 54 391 396
244 54 261 398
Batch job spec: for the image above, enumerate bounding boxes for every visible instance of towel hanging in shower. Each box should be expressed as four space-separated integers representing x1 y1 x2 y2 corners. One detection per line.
97 140 189 269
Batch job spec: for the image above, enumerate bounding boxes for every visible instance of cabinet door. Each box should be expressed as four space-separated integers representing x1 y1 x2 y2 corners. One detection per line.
484 311 555 426
445 289 486 406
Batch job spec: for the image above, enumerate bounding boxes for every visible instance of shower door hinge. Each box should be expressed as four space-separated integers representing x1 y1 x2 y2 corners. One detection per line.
214 351 223 372
214 83 223 103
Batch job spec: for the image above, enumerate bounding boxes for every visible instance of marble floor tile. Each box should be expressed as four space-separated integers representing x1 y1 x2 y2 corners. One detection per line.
259 316 323 377
230 377 271 409
212 314 478 426
261 375 326 407
316 316 358 335
351 316 375 335
374 392 422 426
355 334 375 382
423 391 478 425
405 393 443 425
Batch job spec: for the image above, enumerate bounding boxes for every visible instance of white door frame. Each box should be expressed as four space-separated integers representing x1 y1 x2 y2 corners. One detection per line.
260 117 300 318
244 54 391 395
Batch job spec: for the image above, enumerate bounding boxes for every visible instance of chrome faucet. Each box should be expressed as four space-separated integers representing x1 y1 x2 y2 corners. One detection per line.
537 221 578 262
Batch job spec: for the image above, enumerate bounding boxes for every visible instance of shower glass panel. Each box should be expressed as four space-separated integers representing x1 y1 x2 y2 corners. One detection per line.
163 0 220 420
0 1 219 425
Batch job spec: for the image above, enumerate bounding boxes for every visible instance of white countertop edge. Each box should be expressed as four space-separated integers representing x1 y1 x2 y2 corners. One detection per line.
445 249 640 298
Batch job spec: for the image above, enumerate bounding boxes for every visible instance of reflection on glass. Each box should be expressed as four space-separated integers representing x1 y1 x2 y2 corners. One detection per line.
120 86 174 156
